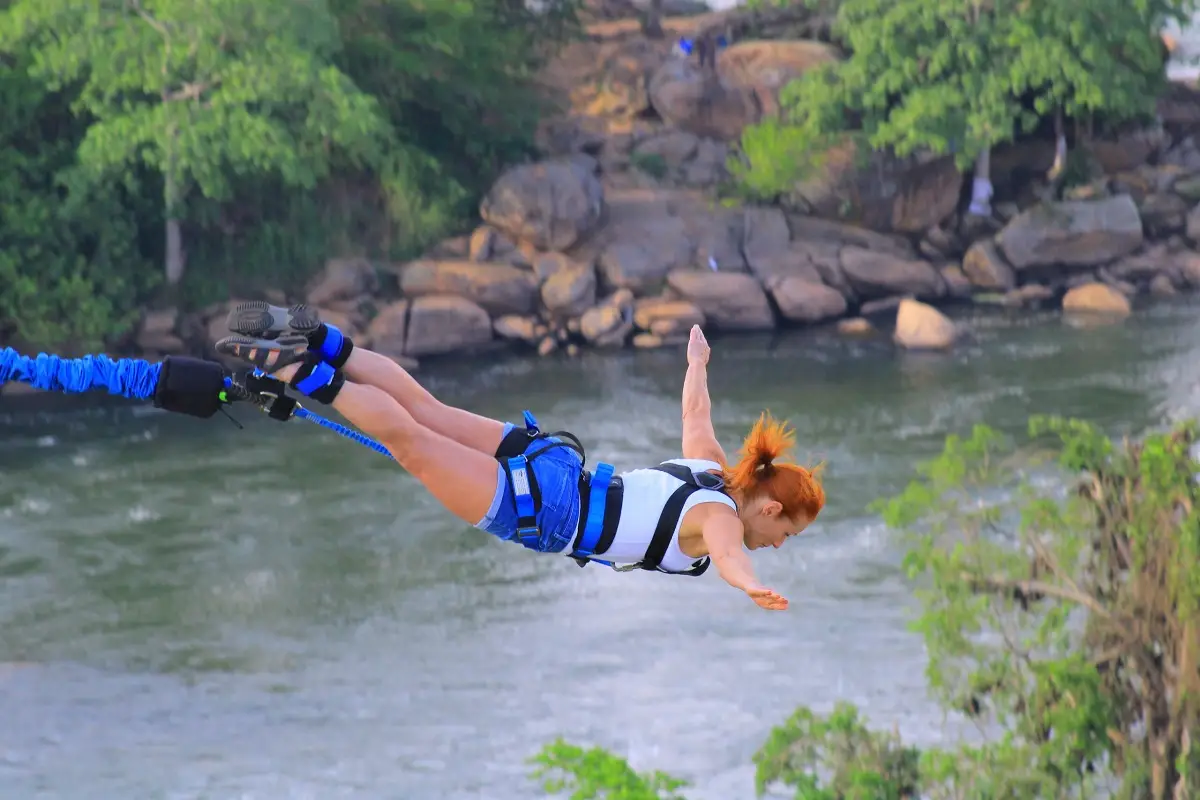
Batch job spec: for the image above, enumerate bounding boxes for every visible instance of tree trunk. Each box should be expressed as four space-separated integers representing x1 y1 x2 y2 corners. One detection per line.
1048 108 1067 183
967 148 993 217
163 122 185 285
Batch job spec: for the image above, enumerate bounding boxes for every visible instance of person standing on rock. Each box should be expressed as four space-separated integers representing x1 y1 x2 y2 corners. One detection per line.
214 304 824 611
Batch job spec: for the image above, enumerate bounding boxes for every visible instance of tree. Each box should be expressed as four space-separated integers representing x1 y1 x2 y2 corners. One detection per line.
0 37 153 349
0 0 391 286
531 739 690 800
729 0 1194 214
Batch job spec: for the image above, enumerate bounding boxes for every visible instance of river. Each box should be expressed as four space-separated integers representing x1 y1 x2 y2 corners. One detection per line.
3 300 1200 800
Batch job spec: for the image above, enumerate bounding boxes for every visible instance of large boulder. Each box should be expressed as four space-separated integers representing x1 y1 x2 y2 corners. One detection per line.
769 278 847 324
479 159 604 251
665 270 774 330
404 295 494 357
894 299 957 350
1062 282 1132 316
398 260 538 317
838 247 944 299
306 258 379 306
995 195 1144 270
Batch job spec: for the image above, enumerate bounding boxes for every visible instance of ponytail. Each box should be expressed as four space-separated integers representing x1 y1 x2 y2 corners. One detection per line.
724 412 825 521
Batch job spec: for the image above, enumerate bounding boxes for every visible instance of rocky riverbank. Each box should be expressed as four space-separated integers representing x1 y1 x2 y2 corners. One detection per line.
14 1 1200 388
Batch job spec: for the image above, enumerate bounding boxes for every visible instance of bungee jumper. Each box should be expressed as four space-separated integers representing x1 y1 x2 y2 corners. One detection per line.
211 303 826 611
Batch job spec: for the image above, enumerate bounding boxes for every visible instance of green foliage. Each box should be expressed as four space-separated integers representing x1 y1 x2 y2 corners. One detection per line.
0 46 154 350
531 739 690 800
754 702 921 800
0 0 579 345
876 415 1200 799
729 0 1195 200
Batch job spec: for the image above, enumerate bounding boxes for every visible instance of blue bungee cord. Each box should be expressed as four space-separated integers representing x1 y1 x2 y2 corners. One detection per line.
0 347 161 398
1 346 393 460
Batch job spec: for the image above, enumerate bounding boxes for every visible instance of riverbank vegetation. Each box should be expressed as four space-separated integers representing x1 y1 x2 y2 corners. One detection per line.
0 0 1192 352
730 0 1192 214
532 417 1200 799
0 0 578 350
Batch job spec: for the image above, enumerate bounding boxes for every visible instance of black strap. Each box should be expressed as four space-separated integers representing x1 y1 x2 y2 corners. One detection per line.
636 463 731 576
494 424 587 545
571 471 624 566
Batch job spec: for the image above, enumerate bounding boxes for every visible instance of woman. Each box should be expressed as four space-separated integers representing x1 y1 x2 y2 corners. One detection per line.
215 303 825 611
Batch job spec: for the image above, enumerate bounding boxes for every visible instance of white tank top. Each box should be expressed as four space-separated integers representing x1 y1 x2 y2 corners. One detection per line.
570 458 738 573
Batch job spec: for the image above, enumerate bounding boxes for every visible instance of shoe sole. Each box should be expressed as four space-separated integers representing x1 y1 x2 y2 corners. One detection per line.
215 334 311 371
227 301 321 339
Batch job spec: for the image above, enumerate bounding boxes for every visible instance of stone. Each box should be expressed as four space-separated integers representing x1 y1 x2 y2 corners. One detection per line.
961 240 1015 291
839 247 944 299
893 299 957 350
479 159 604 251
665 271 775 330
404 295 493 357
769 278 848 324
399 260 538 316
541 263 597 318
1061 282 1132 316
364 301 410 357
306 258 378 306
995 195 1144 270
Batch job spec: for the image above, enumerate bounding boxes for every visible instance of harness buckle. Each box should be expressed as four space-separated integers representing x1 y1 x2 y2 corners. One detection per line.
506 454 542 548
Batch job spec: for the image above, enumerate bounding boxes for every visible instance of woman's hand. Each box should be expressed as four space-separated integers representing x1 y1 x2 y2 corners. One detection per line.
687 324 710 366
745 585 789 611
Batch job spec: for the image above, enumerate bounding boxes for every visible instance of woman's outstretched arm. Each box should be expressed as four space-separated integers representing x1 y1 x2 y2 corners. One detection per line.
681 325 727 464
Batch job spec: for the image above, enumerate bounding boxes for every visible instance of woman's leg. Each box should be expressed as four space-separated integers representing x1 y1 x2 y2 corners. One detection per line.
224 301 507 456
339 347 507 456
274 359 502 526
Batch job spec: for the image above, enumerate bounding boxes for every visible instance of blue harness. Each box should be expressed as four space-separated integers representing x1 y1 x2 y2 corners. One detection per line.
497 412 733 577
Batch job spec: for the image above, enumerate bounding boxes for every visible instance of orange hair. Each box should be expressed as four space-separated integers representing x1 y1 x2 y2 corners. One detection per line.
723 412 825 522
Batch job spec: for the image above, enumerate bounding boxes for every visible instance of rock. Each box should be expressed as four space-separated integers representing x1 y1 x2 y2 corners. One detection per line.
742 207 792 271
995 195 1144 270
479 159 604 251
1138 192 1189 238
893 299 957 350
468 226 498 262
306 258 378 306
786 216 917 260
769 278 847 324
747 243 827 286
647 58 757 141
541 262 597 318
793 142 961 233
537 336 558 357
1108 245 1171 283
532 252 576 283
365 301 410 357
1175 251 1200 287
837 317 874 335
839 247 944 299
634 298 705 335
693 209 747 272
633 332 666 349
1173 176 1200 202
404 295 494 357
860 295 907 316
493 314 541 343
597 215 693 293
666 270 774 330
632 131 700 169
136 308 184 353
1061 282 1132 316
1187 203 1200 245
939 265 972 299
717 40 841 118
399 260 538 316
1150 274 1178 296
1003 284 1056 308
961 240 1015 291
579 289 635 347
